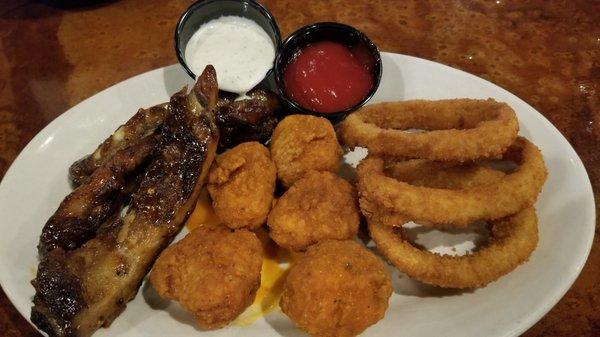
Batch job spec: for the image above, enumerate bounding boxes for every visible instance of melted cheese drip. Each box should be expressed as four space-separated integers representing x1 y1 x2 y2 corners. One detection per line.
185 188 221 232
234 229 291 326
185 189 292 326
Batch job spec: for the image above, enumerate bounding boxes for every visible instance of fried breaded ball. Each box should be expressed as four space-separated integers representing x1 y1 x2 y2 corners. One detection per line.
269 114 342 187
280 240 393 337
149 226 263 329
207 142 276 229
267 171 359 251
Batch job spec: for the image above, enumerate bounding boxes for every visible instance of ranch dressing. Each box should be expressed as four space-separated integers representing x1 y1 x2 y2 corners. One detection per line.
184 16 276 94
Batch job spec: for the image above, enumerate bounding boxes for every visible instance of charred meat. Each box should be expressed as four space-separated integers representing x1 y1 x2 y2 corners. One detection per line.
69 103 169 187
215 89 280 149
39 135 157 256
31 66 220 337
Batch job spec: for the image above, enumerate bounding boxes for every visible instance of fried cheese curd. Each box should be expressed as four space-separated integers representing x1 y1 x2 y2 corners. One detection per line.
267 171 360 251
207 142 276 229
149 226 263 329
269 114 342 187
280 240 393 337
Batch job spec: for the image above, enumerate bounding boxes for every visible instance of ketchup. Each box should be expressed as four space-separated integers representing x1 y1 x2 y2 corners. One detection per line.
283 41 374 113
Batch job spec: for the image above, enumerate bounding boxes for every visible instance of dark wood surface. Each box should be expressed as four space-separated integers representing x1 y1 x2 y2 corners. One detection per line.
0 0 598 336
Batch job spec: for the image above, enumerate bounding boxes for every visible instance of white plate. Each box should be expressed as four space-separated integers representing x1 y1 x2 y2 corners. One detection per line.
0 53 594 337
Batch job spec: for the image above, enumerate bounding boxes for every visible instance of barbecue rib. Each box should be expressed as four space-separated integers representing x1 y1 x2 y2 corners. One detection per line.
69 103 169 187
39 135 157 256
31 65 220 337
215 89 280 149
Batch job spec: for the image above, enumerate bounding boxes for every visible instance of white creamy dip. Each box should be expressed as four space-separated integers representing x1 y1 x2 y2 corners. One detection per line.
184 16 276 94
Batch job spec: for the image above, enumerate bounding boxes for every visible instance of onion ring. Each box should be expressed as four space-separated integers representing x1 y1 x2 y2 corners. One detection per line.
367 207 538 288
338 98 519 161
357 137 547 228
384 159 507 190
359 161 507 228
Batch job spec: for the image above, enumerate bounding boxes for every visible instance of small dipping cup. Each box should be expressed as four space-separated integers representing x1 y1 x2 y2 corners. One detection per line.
175 0 282 89
274 22 382 122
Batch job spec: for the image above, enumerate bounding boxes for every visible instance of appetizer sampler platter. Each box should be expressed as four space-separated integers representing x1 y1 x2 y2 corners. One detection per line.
0 53 594 337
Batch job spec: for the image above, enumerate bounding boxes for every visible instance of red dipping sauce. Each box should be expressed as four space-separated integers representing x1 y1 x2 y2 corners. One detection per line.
283 41 374 113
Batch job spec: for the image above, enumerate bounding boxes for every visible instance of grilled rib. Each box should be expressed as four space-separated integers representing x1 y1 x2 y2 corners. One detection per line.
69 103 169 187
39 135 158 256
31 65 220 337
215 89 280 149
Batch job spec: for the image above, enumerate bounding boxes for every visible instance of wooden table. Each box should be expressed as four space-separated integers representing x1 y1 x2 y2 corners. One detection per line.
0 0 598 336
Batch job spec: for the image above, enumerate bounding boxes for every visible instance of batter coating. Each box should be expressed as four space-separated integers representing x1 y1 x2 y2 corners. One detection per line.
267 171 359 251
150 226 263 329
280 240 392 337
208 142 276 229
269 114 342 187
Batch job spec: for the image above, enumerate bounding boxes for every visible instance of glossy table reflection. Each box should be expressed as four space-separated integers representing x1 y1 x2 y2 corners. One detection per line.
0 0 598 336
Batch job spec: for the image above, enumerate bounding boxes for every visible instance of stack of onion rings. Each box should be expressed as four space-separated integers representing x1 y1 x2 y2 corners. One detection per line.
340 98 547 289
357 137 547 228
358 161 508 229
338 98 519 162
367 208 538 288
361 158 539 288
